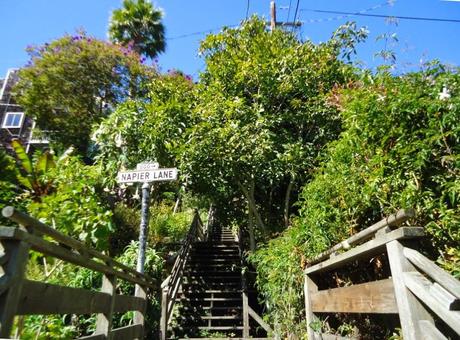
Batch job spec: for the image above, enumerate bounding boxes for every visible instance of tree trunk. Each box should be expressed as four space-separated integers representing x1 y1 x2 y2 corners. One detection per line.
237 180 267 233
284 175 294 228
248 203 256 251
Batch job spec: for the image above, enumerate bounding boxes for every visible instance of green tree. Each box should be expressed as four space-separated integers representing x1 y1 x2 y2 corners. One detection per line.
93 71 194 184
14 33 152 155
109 0 166 59
183 18 354 242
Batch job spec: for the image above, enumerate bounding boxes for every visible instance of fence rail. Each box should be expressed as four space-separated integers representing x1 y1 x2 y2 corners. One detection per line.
304 209 460 340
0 206 156 339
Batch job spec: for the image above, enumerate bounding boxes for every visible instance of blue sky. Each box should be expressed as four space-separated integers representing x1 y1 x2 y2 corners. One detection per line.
0 0 459 78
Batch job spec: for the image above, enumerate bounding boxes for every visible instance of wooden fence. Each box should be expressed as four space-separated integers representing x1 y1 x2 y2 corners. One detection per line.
304 209 460 340
0 206 157 339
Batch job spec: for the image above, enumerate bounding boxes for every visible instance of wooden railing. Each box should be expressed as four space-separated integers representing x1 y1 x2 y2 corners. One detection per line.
0 206 156 339
304 209 460 340
159 210 204 340
237 225 273 338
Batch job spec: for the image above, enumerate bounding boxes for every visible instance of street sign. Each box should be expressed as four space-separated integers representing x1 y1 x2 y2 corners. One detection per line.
136 162 159 171
117 168 177 183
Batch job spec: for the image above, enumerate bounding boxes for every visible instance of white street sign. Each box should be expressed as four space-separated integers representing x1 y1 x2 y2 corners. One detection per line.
136 162 159 171
117 168 177 183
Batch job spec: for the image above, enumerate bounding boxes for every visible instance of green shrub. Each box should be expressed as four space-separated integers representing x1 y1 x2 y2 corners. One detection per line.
28 156 113 250
250 63 460 337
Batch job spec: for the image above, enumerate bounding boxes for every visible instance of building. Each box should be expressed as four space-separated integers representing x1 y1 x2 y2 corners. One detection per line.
0 68 49 153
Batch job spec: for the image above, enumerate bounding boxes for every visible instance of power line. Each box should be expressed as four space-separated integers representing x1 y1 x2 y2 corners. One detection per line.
246 0 250 19
292 0 301 31
299 1 392 24
300 9 460 24
166 25 239 40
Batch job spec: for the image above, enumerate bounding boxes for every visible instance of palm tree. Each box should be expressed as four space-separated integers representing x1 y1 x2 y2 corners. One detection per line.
109 0 166 59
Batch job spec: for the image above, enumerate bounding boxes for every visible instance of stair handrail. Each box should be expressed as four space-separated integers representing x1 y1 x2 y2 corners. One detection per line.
303 209 460 340
238 224 273 338
160 209 204 339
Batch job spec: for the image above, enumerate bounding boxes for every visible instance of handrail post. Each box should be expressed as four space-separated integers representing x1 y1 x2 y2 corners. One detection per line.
95 273 117 337
387 240 432 340
134 283 147 338
160 284 169 340
242 278 250 338
0 238 30 338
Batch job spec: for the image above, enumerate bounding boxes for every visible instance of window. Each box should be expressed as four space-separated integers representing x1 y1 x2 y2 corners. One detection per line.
2 112 24 128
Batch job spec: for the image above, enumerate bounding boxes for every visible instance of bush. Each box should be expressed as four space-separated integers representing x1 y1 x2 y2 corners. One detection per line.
28 156 113 250
250 63 460 337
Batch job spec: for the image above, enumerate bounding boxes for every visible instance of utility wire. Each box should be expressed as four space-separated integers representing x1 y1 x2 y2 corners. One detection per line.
292 0 301 31
166 25 239 40
299 1 392 24
300 9 460 24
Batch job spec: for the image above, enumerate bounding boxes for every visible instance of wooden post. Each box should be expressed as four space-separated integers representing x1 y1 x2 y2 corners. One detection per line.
160 285 168 340
304 273 319 340
242 289 250 338
0 239 30 337
95 274 117 337
387 240 433 340
270 1 276 31
134 284 147 339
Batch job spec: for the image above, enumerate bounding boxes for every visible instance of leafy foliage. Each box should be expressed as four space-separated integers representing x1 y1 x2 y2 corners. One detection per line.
11 139 55 201
250 63 460 337
28 156 113 249
0 148 22 226
93 72 194 184
14 32 152 154
109 0 166 59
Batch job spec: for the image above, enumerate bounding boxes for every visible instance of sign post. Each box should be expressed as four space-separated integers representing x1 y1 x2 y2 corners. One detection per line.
117 162 177 274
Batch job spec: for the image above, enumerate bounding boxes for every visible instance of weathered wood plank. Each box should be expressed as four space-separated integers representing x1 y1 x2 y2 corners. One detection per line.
134 284 147 339
77 334 105 340
16 280 110 315
113 294 146 313
242 290 250 338
309 209 415 265
310 278 398 314
160 286 168 340
95 274 116 336
430 282 460 311
304 274 320 340
1 227 155 288
1 207 155 286
419 320 448 340
403 247 460 300
0 240 30 337
306 227 425 274
403 271 460 335
387 240 432 340
110 323 143 340
248 305 272 333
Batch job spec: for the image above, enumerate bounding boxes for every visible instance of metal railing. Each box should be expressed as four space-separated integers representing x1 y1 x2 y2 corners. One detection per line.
304 209 460 340
0 206 156 339
159 210 205 339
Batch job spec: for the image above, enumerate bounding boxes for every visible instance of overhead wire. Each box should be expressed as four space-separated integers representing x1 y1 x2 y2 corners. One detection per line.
299 0 393 24
301 9 460 24
292 0 301 31
246 0 250 20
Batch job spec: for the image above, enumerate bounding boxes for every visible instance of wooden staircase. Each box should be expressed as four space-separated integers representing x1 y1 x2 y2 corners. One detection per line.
169 226 268 339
